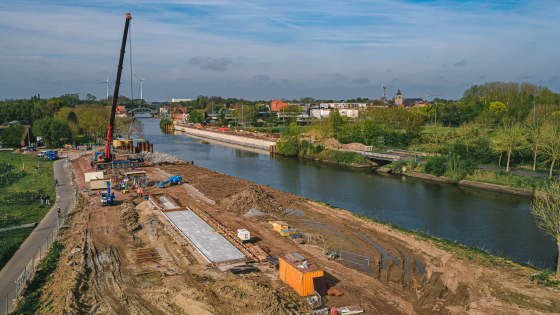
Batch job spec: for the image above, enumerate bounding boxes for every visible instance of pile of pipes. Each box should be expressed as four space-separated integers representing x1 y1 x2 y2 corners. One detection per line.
117 141 153 154
140 151 185 164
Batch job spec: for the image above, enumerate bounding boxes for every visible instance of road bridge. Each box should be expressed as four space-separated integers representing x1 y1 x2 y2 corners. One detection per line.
128 107 156 115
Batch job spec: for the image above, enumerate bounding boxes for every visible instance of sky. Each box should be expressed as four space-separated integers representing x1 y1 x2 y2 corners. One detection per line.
0 0 559 102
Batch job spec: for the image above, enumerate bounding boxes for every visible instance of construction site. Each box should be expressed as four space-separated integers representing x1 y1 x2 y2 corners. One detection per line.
26 148 560 315
24 13 560 315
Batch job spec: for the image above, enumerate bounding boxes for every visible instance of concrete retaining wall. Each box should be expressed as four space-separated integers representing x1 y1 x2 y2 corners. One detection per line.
175 125 276 151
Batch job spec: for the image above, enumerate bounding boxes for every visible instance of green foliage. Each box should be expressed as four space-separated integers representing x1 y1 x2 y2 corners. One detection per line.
389 161 409 173
0 228 34 271
33 117 71 148
424 156 448 176
299 144 369 165
467 169 554 191
189 110 204 124
530 271 560 288
12 241 64 315
276 123 301 156
0 124 26 148
159 118 171 129
0 152 55 269
489 101 506 113
445 154 467 184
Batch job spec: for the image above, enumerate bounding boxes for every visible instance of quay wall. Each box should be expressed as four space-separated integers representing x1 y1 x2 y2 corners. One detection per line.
174 125 276 151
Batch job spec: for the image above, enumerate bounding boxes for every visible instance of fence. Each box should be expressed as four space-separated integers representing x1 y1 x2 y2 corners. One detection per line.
0 158 77 315
335 250 373 274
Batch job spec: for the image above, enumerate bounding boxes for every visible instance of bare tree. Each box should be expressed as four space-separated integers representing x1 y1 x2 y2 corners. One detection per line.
531 182 560 279
542 123 560 178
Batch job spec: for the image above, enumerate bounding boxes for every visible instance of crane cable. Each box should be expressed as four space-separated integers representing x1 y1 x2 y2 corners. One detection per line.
129 20 133 105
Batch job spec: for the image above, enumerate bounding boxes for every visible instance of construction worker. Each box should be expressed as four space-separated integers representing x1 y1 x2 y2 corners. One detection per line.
139 187 144 197
137 187 141 197
57 207 61 216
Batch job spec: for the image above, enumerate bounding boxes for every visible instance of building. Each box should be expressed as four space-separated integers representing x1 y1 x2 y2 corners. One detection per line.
105 106 127 116
172 98 191 103
279 254 324 297
271 100 287 111
394 90 404 106
310 108 359 119
404 98 425 108
171 107 188 122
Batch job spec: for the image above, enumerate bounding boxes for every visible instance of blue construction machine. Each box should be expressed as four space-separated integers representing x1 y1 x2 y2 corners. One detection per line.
100 181 115 206
156 176 182 188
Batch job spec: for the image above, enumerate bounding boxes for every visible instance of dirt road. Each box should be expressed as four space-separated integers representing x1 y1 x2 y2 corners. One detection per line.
33 154 560 314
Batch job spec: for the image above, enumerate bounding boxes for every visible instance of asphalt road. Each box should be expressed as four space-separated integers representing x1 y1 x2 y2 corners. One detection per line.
0 156 75 302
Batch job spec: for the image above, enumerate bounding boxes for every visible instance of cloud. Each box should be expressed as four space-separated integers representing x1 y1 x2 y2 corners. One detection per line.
442 64 446 69
478 75 486 79
437 76 443 80
454 59 467 67
351 77 369 84
188 57 242 71
252 74 271 83
387 69 392 72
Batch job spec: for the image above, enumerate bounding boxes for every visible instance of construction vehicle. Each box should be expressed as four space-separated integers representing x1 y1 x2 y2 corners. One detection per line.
100 181 115 206
91 13 132 167
156 175 182 188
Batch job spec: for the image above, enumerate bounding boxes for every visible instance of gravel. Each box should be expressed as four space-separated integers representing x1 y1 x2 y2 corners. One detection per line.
140 151 185 164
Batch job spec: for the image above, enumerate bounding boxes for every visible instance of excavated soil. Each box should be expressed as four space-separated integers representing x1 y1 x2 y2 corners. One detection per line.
32 154 560 315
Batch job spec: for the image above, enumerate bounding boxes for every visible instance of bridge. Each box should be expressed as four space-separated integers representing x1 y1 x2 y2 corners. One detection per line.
339 149 402 162
128 107 156 114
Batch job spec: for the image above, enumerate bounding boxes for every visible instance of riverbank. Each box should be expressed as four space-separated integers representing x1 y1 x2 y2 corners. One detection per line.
19 151 559 314
174 124 276 151
379 162 546 198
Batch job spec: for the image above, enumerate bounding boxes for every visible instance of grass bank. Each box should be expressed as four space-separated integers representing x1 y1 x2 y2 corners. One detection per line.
0 152 55 271
11 241 64 314
384 160 555 194
300 147 371 167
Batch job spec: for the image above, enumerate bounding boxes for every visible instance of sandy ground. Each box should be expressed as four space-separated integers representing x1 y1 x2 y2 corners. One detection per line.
32 154 560 315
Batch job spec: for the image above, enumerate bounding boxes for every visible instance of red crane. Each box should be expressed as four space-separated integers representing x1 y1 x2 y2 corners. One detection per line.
104 13 132 161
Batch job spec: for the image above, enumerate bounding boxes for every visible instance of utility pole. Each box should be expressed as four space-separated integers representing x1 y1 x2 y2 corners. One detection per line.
241 102 244 127
435 104 437 126
533 99 536 123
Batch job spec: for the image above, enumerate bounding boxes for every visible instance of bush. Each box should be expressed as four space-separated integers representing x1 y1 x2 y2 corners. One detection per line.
159 118 171 129
276 123 301 156
425 156 448 177
445 154 467 184
390 161 409 173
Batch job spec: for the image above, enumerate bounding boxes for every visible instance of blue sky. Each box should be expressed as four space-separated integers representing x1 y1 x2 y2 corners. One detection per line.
0 0 559 101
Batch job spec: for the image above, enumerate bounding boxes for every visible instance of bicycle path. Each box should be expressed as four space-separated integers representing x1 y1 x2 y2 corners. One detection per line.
0 156 75 302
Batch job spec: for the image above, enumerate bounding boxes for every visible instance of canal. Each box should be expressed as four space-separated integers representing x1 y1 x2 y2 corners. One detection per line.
138 115 556 269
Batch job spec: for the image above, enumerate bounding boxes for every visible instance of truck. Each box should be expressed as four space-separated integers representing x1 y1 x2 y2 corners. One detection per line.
100 181 115 206
46 151 58 160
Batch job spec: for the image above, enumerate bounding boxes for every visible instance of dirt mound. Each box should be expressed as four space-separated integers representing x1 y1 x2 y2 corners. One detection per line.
220 184 283 214
120 202 140 232
172 278 300 315
321 138 366 151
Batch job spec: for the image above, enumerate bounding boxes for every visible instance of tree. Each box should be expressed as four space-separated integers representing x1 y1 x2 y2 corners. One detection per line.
33 117 71 147
541 123 560 178
0 124 25 148
423 131 447 155
276 123 301 156
525 122 545 171
456 122 481 152
491 124 526 171
489 101 506 113
444 154 467 184
188 111 204 124
531 181 560 279
86 93 97 102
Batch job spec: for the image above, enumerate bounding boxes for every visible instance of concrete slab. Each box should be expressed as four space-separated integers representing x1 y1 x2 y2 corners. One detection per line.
165 210 245 263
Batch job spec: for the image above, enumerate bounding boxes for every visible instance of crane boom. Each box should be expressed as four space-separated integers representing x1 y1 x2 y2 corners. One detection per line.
104 13 132 160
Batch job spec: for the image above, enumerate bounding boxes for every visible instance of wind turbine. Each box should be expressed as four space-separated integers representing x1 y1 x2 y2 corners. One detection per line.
134 74 149 100
98 75 111 99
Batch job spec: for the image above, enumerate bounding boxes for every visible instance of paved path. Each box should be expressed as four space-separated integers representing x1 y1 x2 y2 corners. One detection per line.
0 156 75 302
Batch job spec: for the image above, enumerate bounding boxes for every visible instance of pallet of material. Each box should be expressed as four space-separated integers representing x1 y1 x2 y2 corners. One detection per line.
327 287 344 297
175 249 191 265
248 245 269 262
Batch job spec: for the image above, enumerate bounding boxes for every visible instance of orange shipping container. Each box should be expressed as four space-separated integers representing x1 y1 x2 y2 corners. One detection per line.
279 257 323 296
